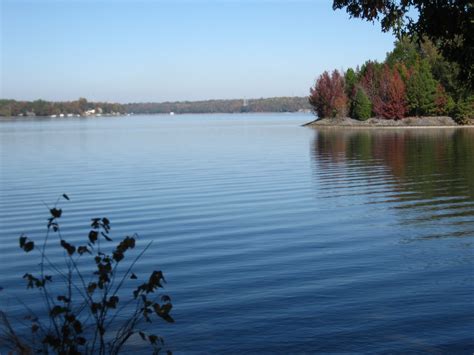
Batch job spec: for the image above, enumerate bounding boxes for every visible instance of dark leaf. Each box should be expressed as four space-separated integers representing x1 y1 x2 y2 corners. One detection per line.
89 230 98 244
19 235 27 248
60 240 76 256
50 305 66 317
112 251 124 262
50 208 62 218
153 303 174 323
57 295 70 303
106 296 119 308
161 303 172 315
161 295 171 303
160 314 175 323
73 320 82 334
148 270 166 290
130 273 138 280
139 331 146 341
77 246 91 255
31 323 39 333
62 193 70 201
148 334 158 344
43 334 60 348
20 235 34 252
91 218 100 228
91 302 102 313
23 241 35 252
87 282 97 294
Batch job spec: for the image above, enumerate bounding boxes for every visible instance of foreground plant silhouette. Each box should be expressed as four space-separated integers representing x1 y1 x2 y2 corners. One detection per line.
2 194 173 354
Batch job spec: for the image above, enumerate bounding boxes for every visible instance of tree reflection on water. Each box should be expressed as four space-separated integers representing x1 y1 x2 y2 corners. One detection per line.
310 127 474 239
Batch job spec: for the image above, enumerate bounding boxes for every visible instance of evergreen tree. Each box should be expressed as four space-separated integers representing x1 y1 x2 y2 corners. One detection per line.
453 96 474 124
406 60 437 116
386 37 419 68
344 68 357 97
352 87 372 120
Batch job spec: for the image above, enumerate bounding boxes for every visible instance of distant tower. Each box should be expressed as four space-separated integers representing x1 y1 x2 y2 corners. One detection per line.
243 98 248 107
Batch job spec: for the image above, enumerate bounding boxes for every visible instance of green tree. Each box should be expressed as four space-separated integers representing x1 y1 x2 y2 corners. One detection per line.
31 100 52 116
406 60 437 116
344 68 357 97
453 95 474 124
332 0 474 88
386 36 420 68
352 87 372 120
0 100 13 117
78 97 88 113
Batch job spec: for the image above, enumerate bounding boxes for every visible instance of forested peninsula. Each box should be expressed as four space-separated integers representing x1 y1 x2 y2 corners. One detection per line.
308 37 474 126
0 97 311 118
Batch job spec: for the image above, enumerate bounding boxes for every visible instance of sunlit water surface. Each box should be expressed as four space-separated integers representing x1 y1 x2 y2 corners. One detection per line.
1 114 473 353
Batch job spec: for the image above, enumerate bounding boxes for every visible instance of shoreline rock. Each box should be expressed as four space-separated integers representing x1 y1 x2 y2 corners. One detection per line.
304 116 474 128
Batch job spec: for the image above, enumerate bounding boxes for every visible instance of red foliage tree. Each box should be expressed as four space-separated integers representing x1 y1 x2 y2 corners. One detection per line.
434 83 453 115
359 61 382 105
373 65 407 120
309 70 348 118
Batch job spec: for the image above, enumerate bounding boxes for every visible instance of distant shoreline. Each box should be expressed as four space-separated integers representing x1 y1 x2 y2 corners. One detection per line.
304 116 474 128
0 96 312 117
0 111 312 120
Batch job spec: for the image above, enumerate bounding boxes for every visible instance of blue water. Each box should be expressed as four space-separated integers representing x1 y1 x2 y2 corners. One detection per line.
0 114 473 353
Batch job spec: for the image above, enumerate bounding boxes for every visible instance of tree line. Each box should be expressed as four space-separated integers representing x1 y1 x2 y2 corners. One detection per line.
332 0 473 89
125 97 310 114
309 37 474 123
0 98 125 117
0 97 311 117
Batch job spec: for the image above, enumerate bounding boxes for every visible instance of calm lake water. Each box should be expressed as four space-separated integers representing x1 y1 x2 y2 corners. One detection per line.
0 114 473 353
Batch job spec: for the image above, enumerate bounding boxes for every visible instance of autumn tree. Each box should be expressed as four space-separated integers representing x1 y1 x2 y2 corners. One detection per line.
359 61 382 108
309 70 348 118
332 0 474 88
434 84 455 116
373 65 407 120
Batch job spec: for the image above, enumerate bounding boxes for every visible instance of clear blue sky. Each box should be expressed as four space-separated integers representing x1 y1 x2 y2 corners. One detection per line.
1 0 395 103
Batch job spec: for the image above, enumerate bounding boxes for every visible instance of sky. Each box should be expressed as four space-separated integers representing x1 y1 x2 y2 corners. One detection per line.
0 0 396 103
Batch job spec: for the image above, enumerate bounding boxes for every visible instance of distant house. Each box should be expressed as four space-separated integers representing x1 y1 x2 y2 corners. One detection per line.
84 109 96 116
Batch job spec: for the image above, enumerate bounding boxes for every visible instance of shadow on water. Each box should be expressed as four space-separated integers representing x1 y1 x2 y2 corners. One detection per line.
310 127 474 241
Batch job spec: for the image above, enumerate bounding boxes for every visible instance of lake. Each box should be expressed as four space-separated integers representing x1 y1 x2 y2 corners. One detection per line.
0 113 473 353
